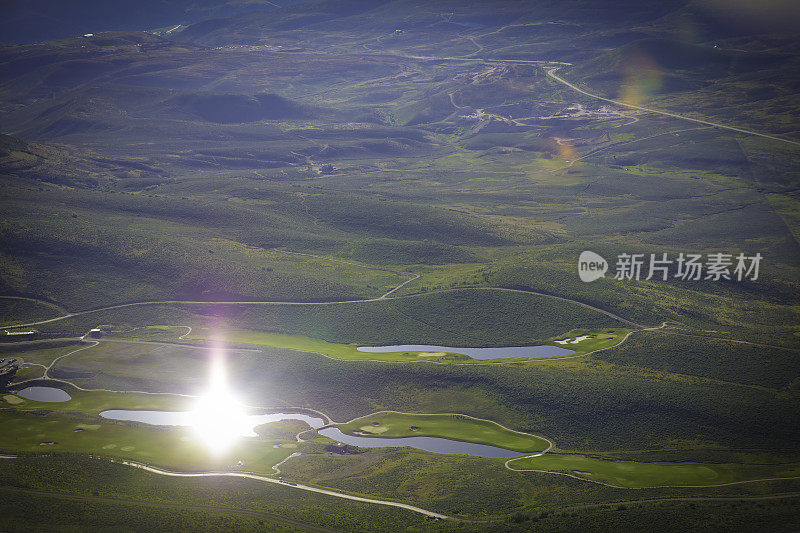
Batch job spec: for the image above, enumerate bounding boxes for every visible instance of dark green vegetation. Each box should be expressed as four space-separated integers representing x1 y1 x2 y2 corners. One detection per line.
282 445 800 521
0 454 431 532
1 0 800 530
566 36 800 137
26 290 626 347
595 329 800 390
0 297 62 326
0 408 298 473
507 453 800 488
0 0 306 45
180 325 628 362
4 454 794 533
5 334 800 454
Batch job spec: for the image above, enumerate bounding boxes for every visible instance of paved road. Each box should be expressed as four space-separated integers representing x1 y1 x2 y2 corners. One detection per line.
373 50 800 147
545 67 800 147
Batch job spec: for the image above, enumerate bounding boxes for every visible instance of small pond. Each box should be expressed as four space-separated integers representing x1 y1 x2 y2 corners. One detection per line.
16 386 71 402
357 344 574 359
99 409 528 458
318 427 527 458
100 410 325 437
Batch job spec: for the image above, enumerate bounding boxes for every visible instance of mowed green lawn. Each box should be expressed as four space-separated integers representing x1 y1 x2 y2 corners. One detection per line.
3 385 190 415
186 327 619 363
1 341 88 367
188 328 495 362
507 453 800 488
188 328 390 359
0 407 299 474
336 412 550 453
548 328 631 356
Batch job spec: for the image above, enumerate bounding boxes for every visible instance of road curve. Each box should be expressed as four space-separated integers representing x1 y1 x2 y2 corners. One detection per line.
0 285 643 331
545 67 800 147
376 51 800 147
336 409 554 454
117 460 453 520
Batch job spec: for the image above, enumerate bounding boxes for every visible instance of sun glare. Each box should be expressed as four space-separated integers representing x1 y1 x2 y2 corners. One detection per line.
190 352 251 455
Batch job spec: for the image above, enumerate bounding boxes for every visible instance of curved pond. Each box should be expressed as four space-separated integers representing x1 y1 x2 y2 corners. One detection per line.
357 344 573 359
319 427 526 458
16 386 71 402
100 410 325 437
99 409 527 458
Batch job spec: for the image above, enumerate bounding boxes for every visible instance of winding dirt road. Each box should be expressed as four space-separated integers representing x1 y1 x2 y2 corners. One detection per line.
377 49 800 147
116 460 452 520
0 285 642 331
544 67 800 147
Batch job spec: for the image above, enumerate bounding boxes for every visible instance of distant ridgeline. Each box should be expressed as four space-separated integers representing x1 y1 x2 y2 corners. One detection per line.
0 0 306 44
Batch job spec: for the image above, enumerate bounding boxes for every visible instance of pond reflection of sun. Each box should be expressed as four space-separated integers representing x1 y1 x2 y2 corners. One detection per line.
190 351 249 455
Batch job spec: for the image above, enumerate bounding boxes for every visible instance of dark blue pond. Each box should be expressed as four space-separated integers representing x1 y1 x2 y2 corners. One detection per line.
356 344 573 359
16 386 71 402
99 410 325 436
318 427 528 458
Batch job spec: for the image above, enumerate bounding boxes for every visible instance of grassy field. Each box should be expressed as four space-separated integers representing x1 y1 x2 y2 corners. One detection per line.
2 360 800 522
7 338 800 453
48 340 226 394
33 290 629 348
0 297 64 326
335 412 550 452
507 453 800 488
0 454 435 532
0 489 305 533
3 395 798 522
547 328 630 356
1 33 797 350
284 445 800 520
593 329 800 390
187 328 475 362
3 455 800 532
0 339 86 366
2 384 188 414
183 326 629 363
0 409 298 474
1 2 799 529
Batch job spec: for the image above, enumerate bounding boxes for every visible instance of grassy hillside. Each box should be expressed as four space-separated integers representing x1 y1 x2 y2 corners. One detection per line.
1 1 799 529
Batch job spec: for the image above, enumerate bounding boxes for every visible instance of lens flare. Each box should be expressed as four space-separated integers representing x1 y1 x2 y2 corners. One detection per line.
189 349 249 455
620 51 662 106
557 141 577 162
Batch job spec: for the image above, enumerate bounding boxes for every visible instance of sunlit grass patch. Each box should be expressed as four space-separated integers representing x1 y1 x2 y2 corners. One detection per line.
336 412 550 453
